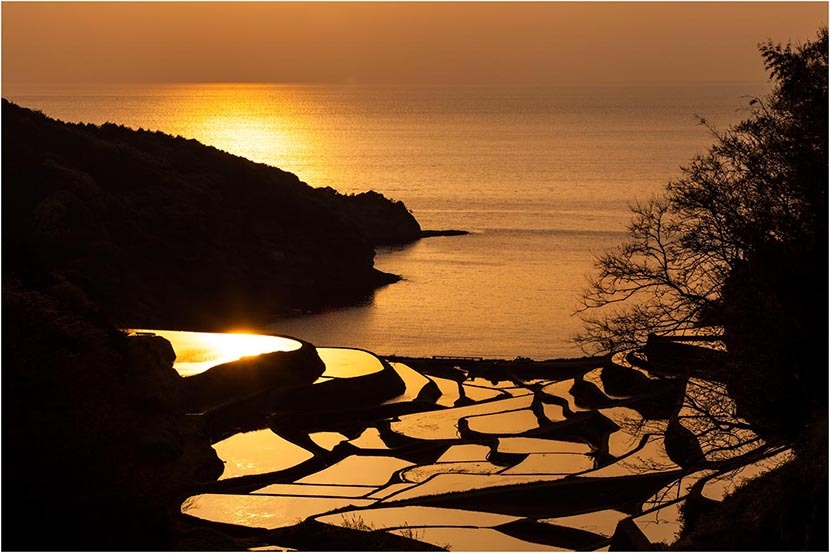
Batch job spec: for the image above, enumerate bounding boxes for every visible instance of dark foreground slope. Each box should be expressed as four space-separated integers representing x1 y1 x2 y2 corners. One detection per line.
2 277 227 550
2 100 430 330
0 100 441 550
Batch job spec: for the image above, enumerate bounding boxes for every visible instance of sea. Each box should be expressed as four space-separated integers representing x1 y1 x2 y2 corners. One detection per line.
4 82 769 359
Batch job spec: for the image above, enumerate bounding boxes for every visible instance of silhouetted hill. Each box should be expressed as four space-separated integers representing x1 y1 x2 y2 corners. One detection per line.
2 275 227 550
0 99 448 549
1 99 433 329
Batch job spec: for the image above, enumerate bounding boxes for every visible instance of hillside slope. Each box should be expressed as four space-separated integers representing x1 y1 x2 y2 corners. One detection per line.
2 100 423 329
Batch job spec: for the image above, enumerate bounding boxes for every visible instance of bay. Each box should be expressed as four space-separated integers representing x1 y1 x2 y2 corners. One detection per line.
5 82 768 358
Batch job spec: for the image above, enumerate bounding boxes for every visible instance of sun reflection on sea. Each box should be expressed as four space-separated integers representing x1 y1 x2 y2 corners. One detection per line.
130 329 302 377
179 84 315 171
13 83 329 186
198 112 295 161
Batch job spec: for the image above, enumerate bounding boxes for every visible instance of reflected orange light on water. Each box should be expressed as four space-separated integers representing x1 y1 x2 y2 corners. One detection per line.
132 329 302 377
316 347 385 378
30 83 329 186
160 84 321 180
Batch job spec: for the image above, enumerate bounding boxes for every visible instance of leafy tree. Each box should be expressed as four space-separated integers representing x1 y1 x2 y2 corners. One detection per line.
576 28 828 436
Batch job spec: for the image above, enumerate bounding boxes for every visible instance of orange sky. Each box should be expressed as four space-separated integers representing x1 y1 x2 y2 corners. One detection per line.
2 2 827 89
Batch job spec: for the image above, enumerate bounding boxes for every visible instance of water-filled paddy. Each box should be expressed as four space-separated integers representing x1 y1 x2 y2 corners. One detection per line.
383 362 432 404
317 505 520 529
390 395 534 440
501 453 595 475
296 455 414 486
541 509 629 538
496 437 592 455
317 347 386 378
183 494 374 529
131 329 302 376
159 330 787 551
212 429 314 480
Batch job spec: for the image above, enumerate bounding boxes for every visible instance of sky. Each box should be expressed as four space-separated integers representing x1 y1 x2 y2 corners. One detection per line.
2 2 827 89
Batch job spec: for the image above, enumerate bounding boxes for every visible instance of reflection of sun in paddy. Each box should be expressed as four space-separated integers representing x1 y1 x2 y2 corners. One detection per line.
131 329 302 376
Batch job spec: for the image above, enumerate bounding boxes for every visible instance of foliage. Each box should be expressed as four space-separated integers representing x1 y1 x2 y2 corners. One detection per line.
2 100 412 330
576 28 827 358
575 28 828 545
672 415 828 551
576 28 828 439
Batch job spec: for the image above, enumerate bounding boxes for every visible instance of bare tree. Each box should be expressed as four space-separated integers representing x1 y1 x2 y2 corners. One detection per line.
575 28 828 363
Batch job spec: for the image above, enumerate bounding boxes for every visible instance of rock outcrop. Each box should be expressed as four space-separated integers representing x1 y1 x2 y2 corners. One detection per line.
316 187 470 246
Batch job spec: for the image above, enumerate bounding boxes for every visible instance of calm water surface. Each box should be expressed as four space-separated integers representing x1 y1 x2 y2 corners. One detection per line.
7 83 768 358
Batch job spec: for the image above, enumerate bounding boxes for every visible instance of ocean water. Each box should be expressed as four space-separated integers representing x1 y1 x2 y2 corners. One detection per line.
5 82 768 359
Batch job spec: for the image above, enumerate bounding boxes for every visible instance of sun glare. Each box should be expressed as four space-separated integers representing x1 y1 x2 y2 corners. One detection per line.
163 84 319 179
131 329 302 377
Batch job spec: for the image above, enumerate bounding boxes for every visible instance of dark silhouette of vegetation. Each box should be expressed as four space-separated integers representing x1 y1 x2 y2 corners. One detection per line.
576 28 827 436
672 415 827 551
2 276 226 550
0 100 445 550
2 27 825 553
577 28 828 550
2 100 434 331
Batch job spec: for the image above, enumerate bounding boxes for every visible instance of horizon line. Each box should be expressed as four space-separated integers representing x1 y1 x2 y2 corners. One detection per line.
3 78 772 91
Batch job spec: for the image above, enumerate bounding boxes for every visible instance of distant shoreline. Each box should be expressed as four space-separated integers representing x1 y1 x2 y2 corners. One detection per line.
419 229 470 239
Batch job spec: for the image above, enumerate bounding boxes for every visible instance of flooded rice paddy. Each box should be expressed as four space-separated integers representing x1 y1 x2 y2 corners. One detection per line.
133 330 792 551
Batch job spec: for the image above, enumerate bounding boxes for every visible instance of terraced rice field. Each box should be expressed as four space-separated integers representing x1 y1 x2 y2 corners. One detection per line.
146 330 791 551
